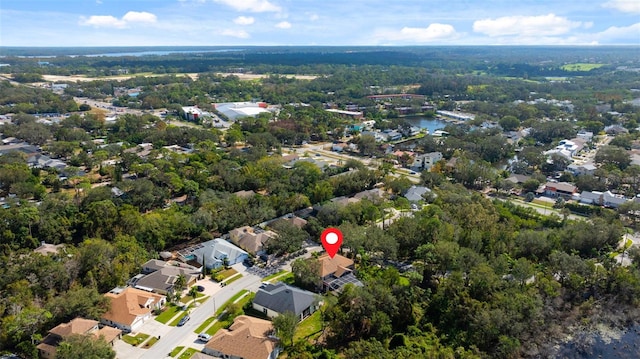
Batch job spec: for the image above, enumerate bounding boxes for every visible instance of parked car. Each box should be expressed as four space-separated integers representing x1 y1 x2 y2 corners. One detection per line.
197 333 211 342
196 285 205 292
177 315 190 327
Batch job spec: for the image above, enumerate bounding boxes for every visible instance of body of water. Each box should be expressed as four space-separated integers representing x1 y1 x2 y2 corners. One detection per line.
402 116 451 134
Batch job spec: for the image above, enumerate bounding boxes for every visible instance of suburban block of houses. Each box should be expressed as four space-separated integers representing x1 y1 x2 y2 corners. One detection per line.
101 287 166 333
252 282 319 321
202 315 281 359
37 318 121 359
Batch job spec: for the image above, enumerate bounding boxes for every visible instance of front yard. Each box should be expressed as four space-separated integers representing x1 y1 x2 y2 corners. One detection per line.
122 332 150 346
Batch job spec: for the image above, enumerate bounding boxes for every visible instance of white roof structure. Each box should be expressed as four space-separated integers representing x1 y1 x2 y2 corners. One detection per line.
214 102 271 120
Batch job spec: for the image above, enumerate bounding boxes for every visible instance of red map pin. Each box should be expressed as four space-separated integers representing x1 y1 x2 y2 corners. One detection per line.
321 227 343 258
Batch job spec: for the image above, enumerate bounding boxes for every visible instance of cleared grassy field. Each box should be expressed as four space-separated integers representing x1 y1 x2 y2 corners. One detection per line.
561 63 605 71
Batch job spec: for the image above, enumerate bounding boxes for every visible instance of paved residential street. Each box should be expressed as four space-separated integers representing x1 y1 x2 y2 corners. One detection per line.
115 265 262 359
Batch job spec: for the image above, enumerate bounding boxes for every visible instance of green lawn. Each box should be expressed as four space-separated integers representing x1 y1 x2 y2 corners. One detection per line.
213 268 238 282
194 317 216 334
205 292 255 336
180 292 206 304
262 270 287 282
170 346 184 357
156 304 182 324
220 290 249 314
205 320 229 336
294 310 323 342
169 312 190 327
178 347 198 359
142 336 159 348
224 273 243 284
122 333 150 346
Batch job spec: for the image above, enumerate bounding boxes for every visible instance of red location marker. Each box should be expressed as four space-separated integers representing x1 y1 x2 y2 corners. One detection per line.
321 227 343 258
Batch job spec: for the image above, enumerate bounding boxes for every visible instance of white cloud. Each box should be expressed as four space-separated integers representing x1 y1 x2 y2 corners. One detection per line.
221 29 250 38
233 16 255 25
79 15 126 28
473 14 582 37
275 21 291 29
122 11 157 24
213 0 281 13
595 22 640 40
79 11 157 28
602 0 640 13
374 23 458 43
309 14 319 21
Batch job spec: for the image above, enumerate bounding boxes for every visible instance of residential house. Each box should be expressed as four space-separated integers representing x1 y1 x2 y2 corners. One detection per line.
538 182 578 199
505 174 531 185
353 188 386 202
318 254 362 292
603 191 630 209
404 185 431 202
252 282 319 321
579 191 603 206
332 142 348 152
270 214 308 229
131 260 200 295
33 241 65 256
37 318 121 359
604 125 629 135
0 142 39 157
178 238 248 270
101 287 166 333
202 315 280 359
410 152 443 172
229 226 277 256
567 163 597 176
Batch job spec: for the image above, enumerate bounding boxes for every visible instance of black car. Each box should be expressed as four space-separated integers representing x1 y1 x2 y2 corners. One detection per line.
177 315 190 327
196 285 205 292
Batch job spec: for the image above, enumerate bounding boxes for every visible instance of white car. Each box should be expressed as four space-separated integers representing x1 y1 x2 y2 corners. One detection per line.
198 333 211 342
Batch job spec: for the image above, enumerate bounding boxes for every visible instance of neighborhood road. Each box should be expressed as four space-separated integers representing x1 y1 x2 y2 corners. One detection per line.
116 266 262 359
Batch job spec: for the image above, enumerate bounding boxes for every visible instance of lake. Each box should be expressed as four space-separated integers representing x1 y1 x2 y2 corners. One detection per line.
402 116 451 134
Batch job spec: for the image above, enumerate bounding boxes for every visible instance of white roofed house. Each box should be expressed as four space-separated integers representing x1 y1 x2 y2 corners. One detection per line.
410 152 443 172
178 238 248 271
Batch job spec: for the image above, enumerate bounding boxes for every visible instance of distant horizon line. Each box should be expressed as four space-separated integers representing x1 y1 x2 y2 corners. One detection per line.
2 44 639 49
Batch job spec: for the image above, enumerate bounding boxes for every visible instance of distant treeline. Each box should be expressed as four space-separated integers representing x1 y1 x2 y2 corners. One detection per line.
1 46 637 77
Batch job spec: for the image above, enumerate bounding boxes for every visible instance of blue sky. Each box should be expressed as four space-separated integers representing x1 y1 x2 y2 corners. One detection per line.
1 0 639 46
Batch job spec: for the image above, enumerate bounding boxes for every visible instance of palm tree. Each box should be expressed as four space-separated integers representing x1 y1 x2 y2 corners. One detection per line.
188 286 199 304
174 274 186 299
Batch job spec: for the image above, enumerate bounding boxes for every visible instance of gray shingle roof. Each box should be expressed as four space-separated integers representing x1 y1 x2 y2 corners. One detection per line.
253 282 318 317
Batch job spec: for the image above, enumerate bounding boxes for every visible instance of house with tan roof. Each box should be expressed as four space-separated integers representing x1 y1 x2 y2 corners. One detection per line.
229 226 277 255
202 315 281 359
101 287 166 333
37 317 121 359
318 254 363 292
